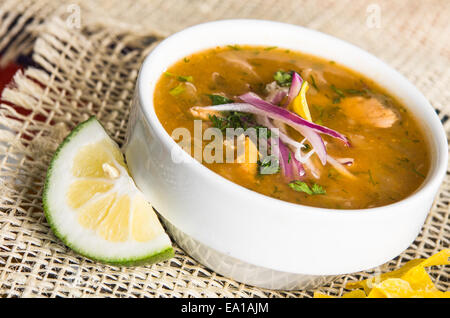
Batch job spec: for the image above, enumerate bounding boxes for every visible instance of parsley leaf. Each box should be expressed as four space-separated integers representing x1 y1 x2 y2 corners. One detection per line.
258 156 280 175
311 183 326 195
289 181 326 195
227 44 241 51
331 84 345 98
310 75 319 91
273 70 292 87
165 72 193 82
289 181 313 194
208 94 234 105
209 112 251 132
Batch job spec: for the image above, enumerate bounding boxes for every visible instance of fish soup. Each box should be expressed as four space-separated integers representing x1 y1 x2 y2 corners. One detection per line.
154 45 430 209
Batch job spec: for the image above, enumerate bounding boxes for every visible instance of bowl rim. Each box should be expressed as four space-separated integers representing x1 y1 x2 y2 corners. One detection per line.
137 18 448 217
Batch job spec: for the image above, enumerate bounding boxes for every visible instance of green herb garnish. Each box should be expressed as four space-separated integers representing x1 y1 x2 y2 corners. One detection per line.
288 152 292 163
264 46 277 51
412 167 425 178
289 181 326 195
273 70 292 87
310 75 319 91
345 88 369 96
209 112 246 131
367 169 377 185
177 75 193 82
331 85 345 98
208 94 234 105
258 156 280 175
227 44 241 51
184 57 190 63
311 183 326 195
165 72 193 82
169 84 185 96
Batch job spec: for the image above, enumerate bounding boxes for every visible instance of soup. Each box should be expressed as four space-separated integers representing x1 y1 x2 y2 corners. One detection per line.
154 45 430 209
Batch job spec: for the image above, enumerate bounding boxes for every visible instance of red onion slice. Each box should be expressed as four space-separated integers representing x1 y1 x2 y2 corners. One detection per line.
258 116 306 177
191 102 329 165
277 140 294 181
283 71 303 107
239 92 350 146
268 90 288 105
336 158 354 166
327 156 356 179
290 150 306 177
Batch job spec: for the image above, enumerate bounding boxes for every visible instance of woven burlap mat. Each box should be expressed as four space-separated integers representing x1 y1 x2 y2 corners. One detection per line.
0 0 448 298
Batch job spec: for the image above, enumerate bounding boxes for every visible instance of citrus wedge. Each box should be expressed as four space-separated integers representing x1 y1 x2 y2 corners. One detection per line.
43 117 174 265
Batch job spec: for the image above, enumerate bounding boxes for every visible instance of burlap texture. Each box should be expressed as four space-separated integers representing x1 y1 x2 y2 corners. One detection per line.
0 0 448 297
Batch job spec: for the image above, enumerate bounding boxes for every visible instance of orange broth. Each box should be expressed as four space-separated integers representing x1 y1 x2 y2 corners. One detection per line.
154 45 430 209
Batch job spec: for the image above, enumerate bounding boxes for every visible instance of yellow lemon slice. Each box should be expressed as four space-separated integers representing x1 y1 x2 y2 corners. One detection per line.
43 117 174 265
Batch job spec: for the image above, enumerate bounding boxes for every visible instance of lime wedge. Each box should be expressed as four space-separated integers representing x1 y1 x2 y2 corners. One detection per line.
43 117 174 265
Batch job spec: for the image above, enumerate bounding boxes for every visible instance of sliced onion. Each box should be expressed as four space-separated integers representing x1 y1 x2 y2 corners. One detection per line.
191 101 328 165
303 157 321 179
327 156 356 179
290 150 306 177
336 158 354 166
268 90 287 105
256 116 304 154
239 92 350 146
257 116 305 177
277 140 293 180
283 71 303 107
265 81 288 105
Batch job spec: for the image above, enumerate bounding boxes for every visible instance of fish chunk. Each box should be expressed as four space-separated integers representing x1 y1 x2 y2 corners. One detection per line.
340 96 398 128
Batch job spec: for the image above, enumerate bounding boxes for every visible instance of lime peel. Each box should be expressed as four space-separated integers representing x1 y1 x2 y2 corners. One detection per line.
43 117 174 266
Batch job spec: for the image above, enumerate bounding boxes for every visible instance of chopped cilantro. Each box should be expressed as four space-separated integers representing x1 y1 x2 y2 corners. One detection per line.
273 70 292 87
264 46 277 51
310 75 319 91
184 57 190 63
367 169 377 185
331 84 345 98
169 84 185 96
345 88 369 96
208 94 234 105
258 156 280 175
165 72 193 82
254 125 271 139
273 185 282 195
288 152 292 163
412 167 425 178
289 181 326 195
332 97 341 104
227 44 241 51
311 183 326 195
209 112 252 132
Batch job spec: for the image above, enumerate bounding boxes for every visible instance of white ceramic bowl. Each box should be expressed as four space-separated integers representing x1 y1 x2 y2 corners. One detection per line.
124 20 448 290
